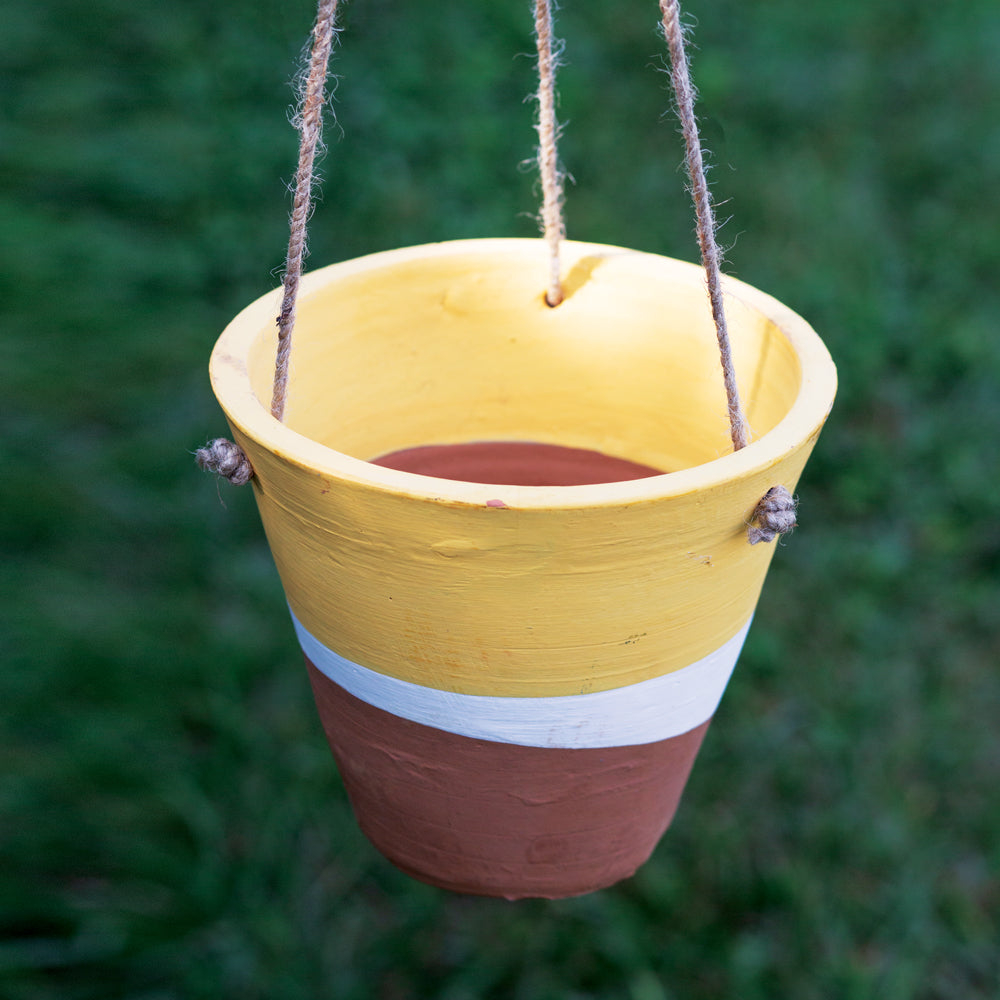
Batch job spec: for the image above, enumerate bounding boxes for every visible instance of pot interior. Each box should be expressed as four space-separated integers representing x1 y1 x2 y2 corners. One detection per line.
242 243 804 480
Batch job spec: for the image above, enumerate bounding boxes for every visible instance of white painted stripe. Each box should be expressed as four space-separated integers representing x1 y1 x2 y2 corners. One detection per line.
291 611 750 749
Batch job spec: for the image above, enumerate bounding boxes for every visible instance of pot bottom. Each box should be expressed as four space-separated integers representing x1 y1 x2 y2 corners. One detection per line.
306 659 710 899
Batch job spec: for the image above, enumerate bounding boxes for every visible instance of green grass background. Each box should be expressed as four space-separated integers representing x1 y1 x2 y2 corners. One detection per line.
3 0 999 996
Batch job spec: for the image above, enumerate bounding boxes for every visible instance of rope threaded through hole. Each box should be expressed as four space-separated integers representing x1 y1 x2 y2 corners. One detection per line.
196 438 253 486
659 0 750 452
533 0 565 307
747 486 797 544
271 0 341 422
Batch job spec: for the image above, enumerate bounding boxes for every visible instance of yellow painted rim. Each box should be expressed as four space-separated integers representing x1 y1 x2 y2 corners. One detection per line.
210 238 836 511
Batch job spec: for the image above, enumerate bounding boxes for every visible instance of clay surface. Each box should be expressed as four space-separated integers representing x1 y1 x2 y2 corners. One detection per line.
306 658 710 899
372 441 664 486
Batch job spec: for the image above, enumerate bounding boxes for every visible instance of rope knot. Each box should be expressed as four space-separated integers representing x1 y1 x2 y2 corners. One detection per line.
747 485 797 544
196 438 254 486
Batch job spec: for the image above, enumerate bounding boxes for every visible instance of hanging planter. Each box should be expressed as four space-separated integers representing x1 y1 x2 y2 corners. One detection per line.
199 0 836 899
207 238 834 898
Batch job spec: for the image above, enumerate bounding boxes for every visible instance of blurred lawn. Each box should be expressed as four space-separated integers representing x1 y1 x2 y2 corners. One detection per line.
3 0 999 997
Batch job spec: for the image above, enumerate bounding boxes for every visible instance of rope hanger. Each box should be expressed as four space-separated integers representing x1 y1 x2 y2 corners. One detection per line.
197 0 797 544
271 0 340 424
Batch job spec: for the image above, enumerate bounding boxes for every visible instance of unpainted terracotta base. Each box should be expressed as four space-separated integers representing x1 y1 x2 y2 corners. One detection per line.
372 441 664 486
307 659 709 899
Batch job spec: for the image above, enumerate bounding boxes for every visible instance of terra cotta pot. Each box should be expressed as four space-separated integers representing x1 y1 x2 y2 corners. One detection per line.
208 238 836 899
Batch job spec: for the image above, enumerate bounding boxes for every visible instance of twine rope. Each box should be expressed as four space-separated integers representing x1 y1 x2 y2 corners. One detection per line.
533 0 566 307
196 437 254 486
659 0 750 453
197 0 796 545
271 0 341 422
747 486 798 544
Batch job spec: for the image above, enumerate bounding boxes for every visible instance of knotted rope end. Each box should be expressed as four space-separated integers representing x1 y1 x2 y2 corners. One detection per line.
747 485 797 545
196 438 254 486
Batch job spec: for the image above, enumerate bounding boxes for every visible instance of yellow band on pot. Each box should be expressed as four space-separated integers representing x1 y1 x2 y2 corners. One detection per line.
211 240 836 697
